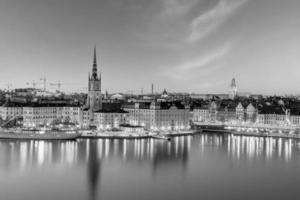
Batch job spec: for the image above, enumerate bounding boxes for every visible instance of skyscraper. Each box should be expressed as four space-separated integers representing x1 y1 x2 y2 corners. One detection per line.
87 46 102 111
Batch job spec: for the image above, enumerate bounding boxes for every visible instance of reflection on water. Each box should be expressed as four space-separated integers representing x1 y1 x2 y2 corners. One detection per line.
0 137 193 169
227 135 295 162
0 134 300 200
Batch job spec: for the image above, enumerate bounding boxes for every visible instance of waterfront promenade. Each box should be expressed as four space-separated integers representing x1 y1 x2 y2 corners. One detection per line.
80 129 199 139
194 122 300 140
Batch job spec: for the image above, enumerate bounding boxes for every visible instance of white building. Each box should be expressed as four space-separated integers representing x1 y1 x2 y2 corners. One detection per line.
93 110 127 130
123 101 190 131
256 106 287 126
192 101 217 123
0 102 23 120
22 104 82 127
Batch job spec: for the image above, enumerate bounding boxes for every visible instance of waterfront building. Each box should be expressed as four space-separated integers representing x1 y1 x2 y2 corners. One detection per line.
93 103 128 130
81 109 92 127
123 101 190 131
192 101 217 123
236 102 245 122
192 105 209 122
94 110 127 130
22 104 82 127
0 102 23 120
290 115 300 127
23 106 58 127
256 106 287 126
60 106 82 124
217 103 237 123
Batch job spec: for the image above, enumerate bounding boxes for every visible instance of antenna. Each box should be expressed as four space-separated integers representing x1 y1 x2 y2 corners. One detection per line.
5 83 12 91
151 83 154 95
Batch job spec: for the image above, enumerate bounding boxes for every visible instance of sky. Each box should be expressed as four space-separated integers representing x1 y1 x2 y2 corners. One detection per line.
0 0 300 95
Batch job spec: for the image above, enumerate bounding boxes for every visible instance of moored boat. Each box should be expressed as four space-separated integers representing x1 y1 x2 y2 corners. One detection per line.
0 128 81 140
152 135 171 141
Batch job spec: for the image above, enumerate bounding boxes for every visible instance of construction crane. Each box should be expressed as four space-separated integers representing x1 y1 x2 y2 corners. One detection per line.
5 83 12 91
40 77 47 92
26 80 37 89
50 80 62 92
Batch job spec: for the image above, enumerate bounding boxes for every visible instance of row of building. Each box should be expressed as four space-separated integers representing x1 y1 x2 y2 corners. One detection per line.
3 97 300 130
192 100 300 127
0 47 190 131
0 100 191 131
2 47 300 130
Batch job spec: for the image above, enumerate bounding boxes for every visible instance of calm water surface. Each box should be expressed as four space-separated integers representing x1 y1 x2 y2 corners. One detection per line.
0 134 300 200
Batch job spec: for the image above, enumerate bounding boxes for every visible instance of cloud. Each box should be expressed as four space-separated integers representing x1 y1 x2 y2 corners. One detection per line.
162 42 232 80
188 0 248 42
177 43 231 71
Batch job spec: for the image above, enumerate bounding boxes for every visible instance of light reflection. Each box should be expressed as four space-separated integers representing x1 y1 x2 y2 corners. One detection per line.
0 134 300 200
0 136 193 173
226 135 298 162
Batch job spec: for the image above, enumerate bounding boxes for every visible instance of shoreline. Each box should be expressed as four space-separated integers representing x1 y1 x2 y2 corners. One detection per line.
231 131 300 140
80 130 201 140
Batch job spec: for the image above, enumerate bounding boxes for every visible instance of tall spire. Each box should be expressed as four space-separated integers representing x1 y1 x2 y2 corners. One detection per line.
92 45 98 79
93 45 97 66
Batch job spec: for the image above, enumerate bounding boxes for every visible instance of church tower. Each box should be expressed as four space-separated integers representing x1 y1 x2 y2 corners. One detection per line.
87 46 102 111
229 78 237 99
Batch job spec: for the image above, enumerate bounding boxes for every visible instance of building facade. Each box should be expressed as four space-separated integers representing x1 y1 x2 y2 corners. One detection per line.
123 101 190 131
192 101 217 123
22 104 82 127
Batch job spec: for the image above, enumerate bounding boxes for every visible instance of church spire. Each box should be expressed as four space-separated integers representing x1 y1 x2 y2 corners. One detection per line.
92 45 98 79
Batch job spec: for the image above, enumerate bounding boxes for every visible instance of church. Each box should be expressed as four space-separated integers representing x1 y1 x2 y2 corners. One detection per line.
81 47 128 129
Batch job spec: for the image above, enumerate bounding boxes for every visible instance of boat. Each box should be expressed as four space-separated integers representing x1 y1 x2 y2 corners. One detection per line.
0 128 81 140
152 134 171 141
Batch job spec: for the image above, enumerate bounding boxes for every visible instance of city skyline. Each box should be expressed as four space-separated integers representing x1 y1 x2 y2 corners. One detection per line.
1 0 300 95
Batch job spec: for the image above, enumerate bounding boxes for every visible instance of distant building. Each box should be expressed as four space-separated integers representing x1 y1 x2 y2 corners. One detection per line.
110 93 125 101
229 78 237 99
161 89 168 98
246 103 257 123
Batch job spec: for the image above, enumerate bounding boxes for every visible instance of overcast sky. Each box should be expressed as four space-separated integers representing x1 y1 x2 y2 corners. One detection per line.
0 0 300 95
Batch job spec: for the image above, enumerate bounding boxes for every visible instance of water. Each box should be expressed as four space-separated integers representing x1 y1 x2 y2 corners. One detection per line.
0 134 300 200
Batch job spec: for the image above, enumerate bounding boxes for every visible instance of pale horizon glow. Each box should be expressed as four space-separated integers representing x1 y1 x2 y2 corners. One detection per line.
0 0 300 95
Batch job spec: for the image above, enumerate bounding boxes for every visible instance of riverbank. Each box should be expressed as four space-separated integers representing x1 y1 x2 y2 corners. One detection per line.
80 130 201 139
0 132 81 140
232 131 300 140
194 123 300 140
